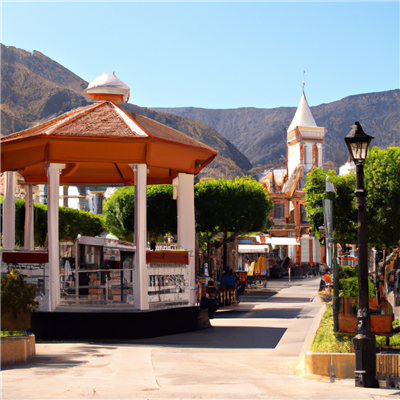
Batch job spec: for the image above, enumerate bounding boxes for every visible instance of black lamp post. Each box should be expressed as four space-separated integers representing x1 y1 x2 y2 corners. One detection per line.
344 121 378 388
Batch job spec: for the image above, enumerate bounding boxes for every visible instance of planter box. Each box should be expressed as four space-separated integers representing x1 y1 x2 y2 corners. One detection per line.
2 251 48 264
1 311 31 332
338 297 394 334
146 251 189 265
306 353 400 382
338 313 394 334
305 353 356 379
1 335 36 367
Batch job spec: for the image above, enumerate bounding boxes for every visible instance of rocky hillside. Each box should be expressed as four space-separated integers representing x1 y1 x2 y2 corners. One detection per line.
3 44 398 175
0 44 251 180
1 44 89 134
155 90 400 167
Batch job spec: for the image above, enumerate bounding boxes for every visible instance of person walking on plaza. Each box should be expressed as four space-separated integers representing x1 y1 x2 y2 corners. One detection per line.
322 270 332 293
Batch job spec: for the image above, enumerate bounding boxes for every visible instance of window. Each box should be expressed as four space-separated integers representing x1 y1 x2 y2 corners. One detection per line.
273 203 285 219
300 204 309 223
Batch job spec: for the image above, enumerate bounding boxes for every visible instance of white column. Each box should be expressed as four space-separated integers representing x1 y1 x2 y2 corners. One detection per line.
132 164 149 310
24 184 35 250
175 173 196 306
46 163 65 312
2 171 16 250
317 143 323 167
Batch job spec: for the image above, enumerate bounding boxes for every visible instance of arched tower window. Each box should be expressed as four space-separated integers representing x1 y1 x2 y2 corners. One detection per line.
312 144 318 168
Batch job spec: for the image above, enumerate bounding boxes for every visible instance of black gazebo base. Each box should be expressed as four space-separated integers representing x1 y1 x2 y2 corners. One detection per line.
30 307 209 341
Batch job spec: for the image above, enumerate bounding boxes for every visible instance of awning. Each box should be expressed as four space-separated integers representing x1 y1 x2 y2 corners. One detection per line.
238 245 270 254
238 237 300 253
270 237 300 246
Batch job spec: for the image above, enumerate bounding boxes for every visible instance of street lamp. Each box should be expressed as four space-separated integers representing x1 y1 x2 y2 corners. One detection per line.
344 121 378 388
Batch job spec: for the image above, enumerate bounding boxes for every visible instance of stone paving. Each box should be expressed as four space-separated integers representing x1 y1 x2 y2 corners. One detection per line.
2 277 399 399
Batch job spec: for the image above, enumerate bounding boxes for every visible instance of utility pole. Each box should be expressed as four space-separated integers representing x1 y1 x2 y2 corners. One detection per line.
323 196 338 331
344 121 378 388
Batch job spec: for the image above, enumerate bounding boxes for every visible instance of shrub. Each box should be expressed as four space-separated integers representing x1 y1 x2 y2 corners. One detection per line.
342 265 358 278
339 276 374 298
1 270 38 320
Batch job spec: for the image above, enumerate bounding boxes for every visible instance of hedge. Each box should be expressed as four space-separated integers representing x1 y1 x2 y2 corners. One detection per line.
1 196 104 247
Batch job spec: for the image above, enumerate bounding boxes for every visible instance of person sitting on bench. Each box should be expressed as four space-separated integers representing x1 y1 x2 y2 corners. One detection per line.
220 268 236 290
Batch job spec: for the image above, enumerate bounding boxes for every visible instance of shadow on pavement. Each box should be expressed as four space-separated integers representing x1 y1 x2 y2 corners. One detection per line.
215 308 304 319
123 326 287 349
1 345 117 371
2 355 87 371
267 296 315 303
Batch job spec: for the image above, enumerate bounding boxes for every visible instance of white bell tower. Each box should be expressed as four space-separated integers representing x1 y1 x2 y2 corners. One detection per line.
286 82 326 186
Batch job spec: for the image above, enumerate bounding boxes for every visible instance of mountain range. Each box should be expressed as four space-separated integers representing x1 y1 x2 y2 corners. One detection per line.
2 44 399 179
155 89 400 168
1 44 251 180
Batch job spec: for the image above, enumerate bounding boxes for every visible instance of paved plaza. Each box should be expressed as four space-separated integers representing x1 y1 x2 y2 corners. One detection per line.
2 277 400 399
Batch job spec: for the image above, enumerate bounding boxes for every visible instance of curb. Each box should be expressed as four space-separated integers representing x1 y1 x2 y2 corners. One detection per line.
294 295 326 376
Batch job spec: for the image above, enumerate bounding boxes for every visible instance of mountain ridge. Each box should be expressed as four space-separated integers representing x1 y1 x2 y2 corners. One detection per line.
0 44 251 180
2 43 398 177
154 89 400 167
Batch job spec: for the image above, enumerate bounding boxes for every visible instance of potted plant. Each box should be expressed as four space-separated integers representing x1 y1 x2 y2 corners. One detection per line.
1 270 38 334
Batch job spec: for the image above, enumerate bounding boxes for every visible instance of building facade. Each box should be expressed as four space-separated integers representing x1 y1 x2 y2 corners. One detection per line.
259 88 325 265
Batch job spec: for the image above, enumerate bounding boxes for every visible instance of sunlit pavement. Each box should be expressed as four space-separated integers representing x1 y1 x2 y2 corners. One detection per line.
2 277 399 399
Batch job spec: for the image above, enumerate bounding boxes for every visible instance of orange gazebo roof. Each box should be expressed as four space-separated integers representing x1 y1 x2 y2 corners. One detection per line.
1 101 218 185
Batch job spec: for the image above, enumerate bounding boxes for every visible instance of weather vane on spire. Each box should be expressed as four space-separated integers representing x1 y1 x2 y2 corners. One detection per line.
302 71 305 92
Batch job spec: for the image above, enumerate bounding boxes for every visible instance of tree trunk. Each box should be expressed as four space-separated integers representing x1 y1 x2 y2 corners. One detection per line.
223 232 228 272
233 232 239 271
207 232 211 276
382 249 386 289
195 231 199 276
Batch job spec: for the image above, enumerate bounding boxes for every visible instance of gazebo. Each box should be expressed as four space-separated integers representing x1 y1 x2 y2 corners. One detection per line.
1 73 217 338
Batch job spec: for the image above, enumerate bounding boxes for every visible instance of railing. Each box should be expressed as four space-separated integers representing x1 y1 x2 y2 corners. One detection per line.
2 251 193 310
0 261 49 303
147 263 190 309
59 268 134 306
377 354 400 387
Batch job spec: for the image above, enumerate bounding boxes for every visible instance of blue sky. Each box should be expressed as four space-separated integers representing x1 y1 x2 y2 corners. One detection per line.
1 1 399 109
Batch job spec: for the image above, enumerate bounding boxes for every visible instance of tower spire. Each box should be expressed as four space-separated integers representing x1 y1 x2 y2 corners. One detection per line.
302 71 305 93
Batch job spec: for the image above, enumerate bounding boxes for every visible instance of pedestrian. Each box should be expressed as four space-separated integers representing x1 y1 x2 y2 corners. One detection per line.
389 271 395 293
244 259 249 272
220 268 236 289
235 273 246 296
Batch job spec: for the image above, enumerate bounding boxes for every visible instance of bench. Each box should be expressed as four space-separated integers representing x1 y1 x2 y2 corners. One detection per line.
219 288 239 306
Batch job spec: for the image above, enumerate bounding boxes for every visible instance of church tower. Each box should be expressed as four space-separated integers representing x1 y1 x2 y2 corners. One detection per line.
286 86 326 188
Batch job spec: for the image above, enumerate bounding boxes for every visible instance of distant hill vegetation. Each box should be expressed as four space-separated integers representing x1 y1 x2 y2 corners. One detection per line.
155 90 400 167
0 44 251 180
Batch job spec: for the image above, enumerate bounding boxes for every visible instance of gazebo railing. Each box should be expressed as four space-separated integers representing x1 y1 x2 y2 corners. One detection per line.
59 268 134 306
148 263 190 309
0 261 49 303
1 258 193 310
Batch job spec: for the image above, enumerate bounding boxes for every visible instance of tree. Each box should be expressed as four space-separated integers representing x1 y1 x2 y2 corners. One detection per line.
103 186 135 241
304 167 328 239
305 147 400 251
103 185 177 242
329 172 357 245
195 177 273 270
146 185 177 243
305 167 357 244
365 147 400 250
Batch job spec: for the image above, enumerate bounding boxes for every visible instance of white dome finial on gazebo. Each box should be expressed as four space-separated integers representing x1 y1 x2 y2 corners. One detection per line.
85 72 130 103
